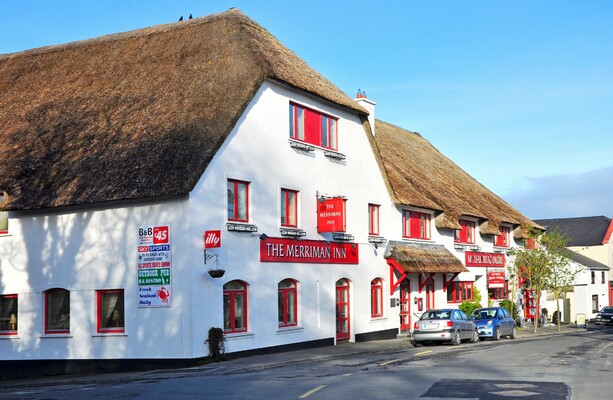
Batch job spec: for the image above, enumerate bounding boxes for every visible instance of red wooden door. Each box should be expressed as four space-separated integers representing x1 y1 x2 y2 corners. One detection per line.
425 281 435 310
399 282 411 332
336 279 350 341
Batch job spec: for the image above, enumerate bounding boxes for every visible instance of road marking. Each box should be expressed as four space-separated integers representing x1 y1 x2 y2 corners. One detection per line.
380 358 401 366
299 385 326 399
414 350 432 356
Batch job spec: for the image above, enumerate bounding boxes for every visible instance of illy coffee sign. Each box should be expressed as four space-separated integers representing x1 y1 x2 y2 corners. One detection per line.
204 230 221 249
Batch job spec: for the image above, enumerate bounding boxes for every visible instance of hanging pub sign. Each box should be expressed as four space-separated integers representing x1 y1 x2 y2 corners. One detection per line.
465 251 505 267
317 197 346 233
487 268 506 288
204 230 221 248
260 237 358 264
137 224 172 307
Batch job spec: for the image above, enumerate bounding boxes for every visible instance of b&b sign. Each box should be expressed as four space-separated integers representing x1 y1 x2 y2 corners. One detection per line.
204 230 221 249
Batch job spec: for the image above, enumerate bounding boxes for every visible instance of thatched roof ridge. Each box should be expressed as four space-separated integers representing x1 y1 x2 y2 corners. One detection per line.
373 119 541 233
0 8 366 211
385 241 468 274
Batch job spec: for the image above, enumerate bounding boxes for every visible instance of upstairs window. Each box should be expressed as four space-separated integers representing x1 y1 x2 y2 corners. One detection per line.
402 211 431 240
368 204 380 236
454 219 475 244
0 294 17 336
227 179 249 222
289 103 337 150
494 226 511 248
96 289 125 334
44 289 70 334
280 189 298 227
0 192 7 235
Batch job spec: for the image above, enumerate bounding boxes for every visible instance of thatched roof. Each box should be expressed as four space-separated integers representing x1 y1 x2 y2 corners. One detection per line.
373 120 542 236
0 8 366 211
385 241 468 274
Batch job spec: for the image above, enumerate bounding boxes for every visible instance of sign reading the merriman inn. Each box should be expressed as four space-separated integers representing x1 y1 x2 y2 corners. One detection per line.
260 237 359 264
464 251 505 267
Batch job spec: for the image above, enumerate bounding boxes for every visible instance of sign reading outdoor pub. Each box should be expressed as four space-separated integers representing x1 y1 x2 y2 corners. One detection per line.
260 237 358 264
137 224 172 307
317 197 346 233
465 251 505 267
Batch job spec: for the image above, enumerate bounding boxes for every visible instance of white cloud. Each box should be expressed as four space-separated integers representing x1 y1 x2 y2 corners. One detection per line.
502 166 613 220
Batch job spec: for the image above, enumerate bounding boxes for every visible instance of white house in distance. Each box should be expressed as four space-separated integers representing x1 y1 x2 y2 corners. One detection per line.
0 9 540 378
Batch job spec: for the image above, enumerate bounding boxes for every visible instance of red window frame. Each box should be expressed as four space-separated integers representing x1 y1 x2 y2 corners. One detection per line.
447 282 474 303
488 281 509 300
494 226 511 247
370 278 384 318
0 294 17 336
368 204 380 236
0 192 7 235
223 280 248 333
278 279 298 328
227 179 249 222
402 211 431 240
281 189 298 228
454 219 475 244
44 288 70 334
96 289 125 334
289 103 338 150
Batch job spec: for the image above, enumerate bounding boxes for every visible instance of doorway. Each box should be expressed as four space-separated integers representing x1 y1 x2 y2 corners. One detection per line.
335 278 350 341
400 281 411 332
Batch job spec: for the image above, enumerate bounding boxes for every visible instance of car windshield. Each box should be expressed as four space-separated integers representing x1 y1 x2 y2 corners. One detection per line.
600 307 613 313
470 309 497 320
421 310 451 320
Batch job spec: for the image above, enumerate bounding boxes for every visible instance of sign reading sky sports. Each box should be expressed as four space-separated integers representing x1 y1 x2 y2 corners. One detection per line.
137 225 172 307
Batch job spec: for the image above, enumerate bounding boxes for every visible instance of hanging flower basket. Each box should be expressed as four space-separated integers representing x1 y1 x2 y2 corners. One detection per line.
208 268 226 278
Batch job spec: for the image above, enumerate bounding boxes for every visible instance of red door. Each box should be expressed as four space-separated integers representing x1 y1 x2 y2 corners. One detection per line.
336 279 350 341
609 282 613 306
425 281 435 310
399 281 411 332
524 290 538 320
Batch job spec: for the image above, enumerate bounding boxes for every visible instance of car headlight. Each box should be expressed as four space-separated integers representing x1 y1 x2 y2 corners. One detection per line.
487 320 493 326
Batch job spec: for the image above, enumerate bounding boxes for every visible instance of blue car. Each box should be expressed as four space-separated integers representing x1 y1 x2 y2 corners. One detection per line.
469 307 517 341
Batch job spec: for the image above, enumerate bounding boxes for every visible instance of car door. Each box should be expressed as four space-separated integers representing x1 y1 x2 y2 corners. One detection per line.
499 308 510 334
455 310 470 339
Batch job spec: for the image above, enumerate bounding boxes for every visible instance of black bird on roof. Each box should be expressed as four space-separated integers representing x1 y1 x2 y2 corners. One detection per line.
178 16 183 21
189 14 193 19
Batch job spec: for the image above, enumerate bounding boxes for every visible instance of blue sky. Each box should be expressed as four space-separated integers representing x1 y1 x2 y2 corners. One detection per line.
2 1 612 220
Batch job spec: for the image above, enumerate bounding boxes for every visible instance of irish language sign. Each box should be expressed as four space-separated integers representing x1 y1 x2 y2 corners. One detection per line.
260 237 358 264
464 251 505 267
138 225 172 307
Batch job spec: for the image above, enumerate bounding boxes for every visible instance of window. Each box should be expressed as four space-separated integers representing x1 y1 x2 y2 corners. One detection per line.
278 279 297 328
602 271 606 284
280 189 298 227
447 282 474 303
494 226 511 247
488 281 509 300
44 289 70 334
0 192 7 235
368 204 380 236
96 289 125 334
289 103 338 150
371 278 383 318
227 179 249 222
592 295 599 313
454 219 475 244
402 211 431 240
224 280 248 333
525 237 537 249
591 271 596 284
0 294 17 335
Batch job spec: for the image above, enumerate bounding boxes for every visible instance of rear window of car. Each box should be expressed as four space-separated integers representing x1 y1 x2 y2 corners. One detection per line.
421 311 451 320
471 309 497 320
601 307 613 313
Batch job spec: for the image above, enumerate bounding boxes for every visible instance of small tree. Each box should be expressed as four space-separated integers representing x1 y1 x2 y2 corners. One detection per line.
459 287 483 317
541 228 583 331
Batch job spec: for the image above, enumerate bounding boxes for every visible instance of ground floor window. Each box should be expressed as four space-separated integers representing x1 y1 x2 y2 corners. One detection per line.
278 279 297 328
488 282 509 300
97 289 125 334
592 294 599 313
371 278 383 318
224 280 248 333
447 281 474 303
0 294 17 335
45 288 70 334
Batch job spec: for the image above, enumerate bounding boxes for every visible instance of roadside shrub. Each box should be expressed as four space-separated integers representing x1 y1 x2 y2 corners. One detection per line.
499 299 519 322
205 327 227 362
459 287 483 317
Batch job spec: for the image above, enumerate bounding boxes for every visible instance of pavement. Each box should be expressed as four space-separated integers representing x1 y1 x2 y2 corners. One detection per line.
0 323 590 390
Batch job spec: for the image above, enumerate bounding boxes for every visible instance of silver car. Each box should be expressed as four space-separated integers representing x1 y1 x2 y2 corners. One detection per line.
412 308 478 346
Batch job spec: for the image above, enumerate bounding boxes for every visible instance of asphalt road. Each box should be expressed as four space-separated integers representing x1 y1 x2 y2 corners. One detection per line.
2 325 612 399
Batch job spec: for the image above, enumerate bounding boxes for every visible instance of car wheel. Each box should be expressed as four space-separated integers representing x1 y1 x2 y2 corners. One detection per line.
494 327 501 341
411 340 421 347
451 331 461 346
509 327 517 339
470 330 479 343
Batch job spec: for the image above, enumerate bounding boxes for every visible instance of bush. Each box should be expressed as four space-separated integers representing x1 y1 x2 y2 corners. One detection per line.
499 299 519 321
459 287 483 317
205 327 227 362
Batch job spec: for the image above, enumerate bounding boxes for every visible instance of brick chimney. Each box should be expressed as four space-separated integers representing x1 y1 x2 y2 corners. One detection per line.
355 89 376 136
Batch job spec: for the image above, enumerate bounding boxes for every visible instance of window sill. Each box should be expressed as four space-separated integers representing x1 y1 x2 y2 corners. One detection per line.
370 316 387 322
224 331 254 341
226 223 258 233
402 238 434 244
92 333 127 337
0 335 19 339
40 334 73 338
276 326 304 335
280 227 306 238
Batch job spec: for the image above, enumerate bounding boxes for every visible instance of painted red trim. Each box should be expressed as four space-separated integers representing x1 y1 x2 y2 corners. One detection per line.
335 279 350 341
44 288 70 335
281 188 299 228
418 273 435 294
227 179 250 223
289 102 338 151
443 273 460 292
603 219 613 244
387 259 407 295
0 294 17 335
370 278 383 318
96 289 125 334
368 204 380 236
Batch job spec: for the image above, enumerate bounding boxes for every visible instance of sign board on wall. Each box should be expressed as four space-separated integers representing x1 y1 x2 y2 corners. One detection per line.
465 251 505 267
260 237 358 264
487 268 506 288
204 230 221 248
317 197 346 233
137 225 172 307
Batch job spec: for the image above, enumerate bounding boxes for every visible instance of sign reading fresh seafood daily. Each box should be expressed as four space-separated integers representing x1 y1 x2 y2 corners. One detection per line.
138 225 172 307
